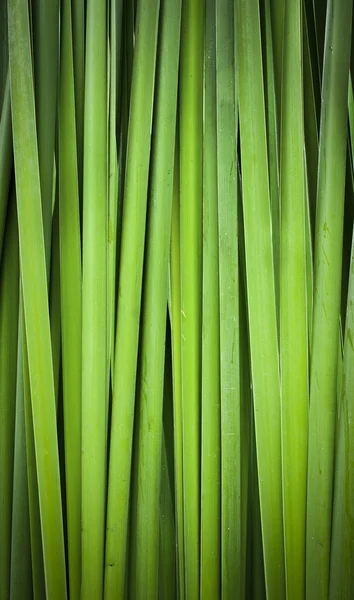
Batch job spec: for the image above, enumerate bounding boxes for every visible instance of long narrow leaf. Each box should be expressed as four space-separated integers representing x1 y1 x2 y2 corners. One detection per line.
306 1 353 597
81 0 107 595
236 0 285 596
59 0 82 595
130 0 181 594
179 0 204 594
104 0 160 595
0 73 12 263
10 314 32 600
8 0 67 594
200 0 220 595
216 0 241 595
280 2 309 598
0 189 19 600
169 141 185 599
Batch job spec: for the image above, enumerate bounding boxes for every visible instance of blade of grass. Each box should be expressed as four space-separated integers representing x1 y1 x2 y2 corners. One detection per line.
216 0 241 596
236 0 286 596
169 139 185 600
22 167 60 599
159 428 177 600
329 225 354 599
10 314 32 600
49 178 61 408
200 0 220 595
22 310 46 600
305 160 314 351
130 0 181 595
71 0 85 200
113 5 132 293
261 0 280 322
58 0 82 595
104 0 160 595
238 183 252 600
303 0 318 348
246 393 266 600
303 7 319 236
108 0 123 377
0 1 8 106
251 441 266 600
81 0 108 596
179 0 204 594
159 336 177 600
22 172 59 598
23 1 60 589
0 73 13 263
0 188 19 600
32 0 59 273
118 0 135 201
268 0 284 138
306 1 353 597
8 0 67 594
341 152 354 327
335 327 344 430
347 82 354 151
280 2 309 599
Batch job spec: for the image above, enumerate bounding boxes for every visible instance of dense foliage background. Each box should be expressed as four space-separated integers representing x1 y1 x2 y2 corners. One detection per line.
0 0 353 598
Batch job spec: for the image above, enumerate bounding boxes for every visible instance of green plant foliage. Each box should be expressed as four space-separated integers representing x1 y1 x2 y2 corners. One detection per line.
1 0 353 598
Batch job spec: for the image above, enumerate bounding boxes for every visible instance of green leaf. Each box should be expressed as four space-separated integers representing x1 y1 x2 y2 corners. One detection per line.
58 0 82 595
8 0 67 594
81 0 108 595
280 2 309 598
179 0 204 594
200 0 221 595
0 73 12 263
216 0 241 595
236 0 286 596
129 0 181 594
104 0 160 595
306 1 353 597
169 140 185 600
0 189 19 600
